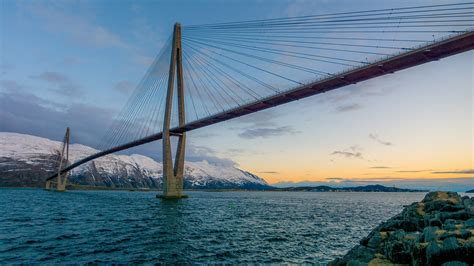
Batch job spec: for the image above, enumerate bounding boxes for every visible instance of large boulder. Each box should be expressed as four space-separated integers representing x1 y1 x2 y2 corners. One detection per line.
330 192 474 265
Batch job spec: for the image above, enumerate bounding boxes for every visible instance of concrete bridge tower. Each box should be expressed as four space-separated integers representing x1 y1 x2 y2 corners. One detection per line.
45 127 70 192
157 23 187 199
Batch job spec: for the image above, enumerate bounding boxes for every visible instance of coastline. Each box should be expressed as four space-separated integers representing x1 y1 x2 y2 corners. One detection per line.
0 184 443 193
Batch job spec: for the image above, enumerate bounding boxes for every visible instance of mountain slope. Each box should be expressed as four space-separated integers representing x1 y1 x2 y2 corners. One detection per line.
0 132 269 189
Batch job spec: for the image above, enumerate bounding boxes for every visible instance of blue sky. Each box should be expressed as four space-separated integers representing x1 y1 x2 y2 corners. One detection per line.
1 0 473 190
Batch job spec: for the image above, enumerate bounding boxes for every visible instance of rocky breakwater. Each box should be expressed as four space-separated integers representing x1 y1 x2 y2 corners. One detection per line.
331 191 473 265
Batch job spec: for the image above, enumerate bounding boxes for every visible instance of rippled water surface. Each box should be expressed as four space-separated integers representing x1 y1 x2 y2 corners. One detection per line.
0 189 427 264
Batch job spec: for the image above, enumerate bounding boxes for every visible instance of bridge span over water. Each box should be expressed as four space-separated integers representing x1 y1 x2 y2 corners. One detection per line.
45 3 474 198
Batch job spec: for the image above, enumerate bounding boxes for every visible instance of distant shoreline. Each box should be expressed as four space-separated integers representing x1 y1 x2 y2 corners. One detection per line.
1 185 431 192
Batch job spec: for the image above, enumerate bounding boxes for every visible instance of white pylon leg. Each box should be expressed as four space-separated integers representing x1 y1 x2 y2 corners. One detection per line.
46 127 70 192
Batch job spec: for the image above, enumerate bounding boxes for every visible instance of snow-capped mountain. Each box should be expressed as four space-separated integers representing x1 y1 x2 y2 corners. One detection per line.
0 132 270 189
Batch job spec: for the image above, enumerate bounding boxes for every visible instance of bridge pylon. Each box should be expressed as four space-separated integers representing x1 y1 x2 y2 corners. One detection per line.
45 127 70 192
157 23 187 199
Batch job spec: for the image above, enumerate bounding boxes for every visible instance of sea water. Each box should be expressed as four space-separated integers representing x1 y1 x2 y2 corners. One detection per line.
0 189 426 264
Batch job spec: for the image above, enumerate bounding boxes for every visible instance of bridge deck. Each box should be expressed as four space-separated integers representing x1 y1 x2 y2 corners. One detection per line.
48 31 474 180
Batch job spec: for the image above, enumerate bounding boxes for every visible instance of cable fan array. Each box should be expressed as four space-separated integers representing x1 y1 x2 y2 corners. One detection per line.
98 2 473 151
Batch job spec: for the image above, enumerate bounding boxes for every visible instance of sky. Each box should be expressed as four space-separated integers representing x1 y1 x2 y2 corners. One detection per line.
1 0 473 190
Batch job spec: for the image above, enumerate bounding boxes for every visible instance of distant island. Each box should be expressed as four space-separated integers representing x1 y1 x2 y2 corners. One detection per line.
466 189 474 193
274 184 426 192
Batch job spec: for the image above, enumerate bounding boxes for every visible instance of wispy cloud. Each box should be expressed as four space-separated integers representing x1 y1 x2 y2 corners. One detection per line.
1 79 26 91
0 63 11 76
30 71 81 96
331 146 364 160
238 126 299 139
62 58 83 67
259 171 280 174
326 177 345 181
369 134 392 146
335 103 361 113
235 110 279 127
370 166 392 169
432 169 474 174
185 144 238 167
396 169 431 173
114 80 135 94
134 55 155 67
26 3 128 49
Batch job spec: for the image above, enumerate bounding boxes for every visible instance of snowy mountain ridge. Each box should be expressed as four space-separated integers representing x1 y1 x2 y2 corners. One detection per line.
0 132 269 189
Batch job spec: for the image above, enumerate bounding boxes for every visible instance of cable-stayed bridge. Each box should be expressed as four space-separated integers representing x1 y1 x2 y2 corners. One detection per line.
45 3 474 198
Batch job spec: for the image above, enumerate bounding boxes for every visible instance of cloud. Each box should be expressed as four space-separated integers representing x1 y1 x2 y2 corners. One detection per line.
226 148 246 155
114 80 135 94
234 109 279 127
0 88 113 148
370 166 392 169
62 58 83 66
396 170 431 173
369 134 392 146
335 103 361 112
238 126 299 139
331 146 364 160
30 71 81 96
283 0 331 17
26 3 127 49
432 169 474 174
1 79 26 91
259 171 279 174
185 144 238 167
31 71 68 83
331 151 363 159
0 84 241 168
326 177 345 181
192 132 219 138
0 63 11 76
232 110 300 140
134 55 155 66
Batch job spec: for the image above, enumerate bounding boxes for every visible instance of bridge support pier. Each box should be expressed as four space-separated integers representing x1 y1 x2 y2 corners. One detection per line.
45 127 70 192
157 23 187 199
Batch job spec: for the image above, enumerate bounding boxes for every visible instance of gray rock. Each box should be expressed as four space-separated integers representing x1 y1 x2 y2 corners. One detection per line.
346 260 368 266
366 232 382 249
426 241 441 264
422 226 439 242
443 219 458 230
429 218 443 227
441 262 469 266
384 240 413 264
440 204 465 212
442 237 459 251
465 218 474 228
440 210 470 222
458 229 471 240
439 231 457 241
425 201 451 213
330 245 375 265
422 192 461 204
462 197 472 208
330 192 474 265
412 243 428 266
